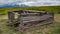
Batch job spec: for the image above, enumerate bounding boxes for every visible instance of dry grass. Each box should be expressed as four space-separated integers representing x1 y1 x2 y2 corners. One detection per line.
0 14 60 34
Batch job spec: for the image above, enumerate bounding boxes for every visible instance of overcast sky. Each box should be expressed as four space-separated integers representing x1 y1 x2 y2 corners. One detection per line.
0 0 60 6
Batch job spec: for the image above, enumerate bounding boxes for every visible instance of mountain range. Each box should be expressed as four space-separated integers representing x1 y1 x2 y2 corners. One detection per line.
0 4 28 8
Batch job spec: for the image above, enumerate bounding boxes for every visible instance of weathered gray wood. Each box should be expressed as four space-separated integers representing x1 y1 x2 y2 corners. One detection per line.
8 10 54 32
8 12 15 22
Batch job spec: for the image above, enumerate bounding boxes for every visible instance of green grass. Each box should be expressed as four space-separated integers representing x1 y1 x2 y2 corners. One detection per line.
0 6 60 15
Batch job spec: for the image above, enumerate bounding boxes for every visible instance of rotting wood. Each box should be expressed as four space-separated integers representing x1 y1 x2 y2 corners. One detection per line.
8 10 54 32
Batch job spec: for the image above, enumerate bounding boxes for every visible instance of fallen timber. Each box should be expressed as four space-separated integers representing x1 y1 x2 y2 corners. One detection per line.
8 10 54 32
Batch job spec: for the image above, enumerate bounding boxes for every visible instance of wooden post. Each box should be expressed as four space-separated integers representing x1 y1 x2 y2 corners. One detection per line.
8 12 15 22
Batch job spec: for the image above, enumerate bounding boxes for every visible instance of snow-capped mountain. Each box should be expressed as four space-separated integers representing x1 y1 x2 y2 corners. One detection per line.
0 0 60 8
0 3 28 8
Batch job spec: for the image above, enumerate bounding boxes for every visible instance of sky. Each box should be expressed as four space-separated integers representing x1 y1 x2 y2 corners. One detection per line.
0 0 60 6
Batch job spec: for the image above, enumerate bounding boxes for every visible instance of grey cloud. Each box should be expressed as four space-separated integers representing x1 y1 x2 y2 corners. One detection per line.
0 0 60 6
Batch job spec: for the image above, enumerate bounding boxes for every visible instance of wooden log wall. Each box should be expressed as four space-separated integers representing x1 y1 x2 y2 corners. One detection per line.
8 10 54 32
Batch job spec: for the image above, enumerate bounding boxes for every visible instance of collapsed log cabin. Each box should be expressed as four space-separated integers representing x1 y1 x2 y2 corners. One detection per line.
8 10 54 32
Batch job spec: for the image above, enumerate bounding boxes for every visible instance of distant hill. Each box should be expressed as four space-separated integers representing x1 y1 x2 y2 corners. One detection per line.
0 4 28 8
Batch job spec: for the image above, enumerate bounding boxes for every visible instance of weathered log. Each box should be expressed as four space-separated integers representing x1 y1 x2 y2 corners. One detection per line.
8 10 54 32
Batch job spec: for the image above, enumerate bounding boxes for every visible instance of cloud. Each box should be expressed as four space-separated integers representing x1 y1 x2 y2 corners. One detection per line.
0 0 60 6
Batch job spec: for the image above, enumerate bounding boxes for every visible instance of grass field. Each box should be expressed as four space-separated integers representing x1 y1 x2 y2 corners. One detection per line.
0 13 60 34
0 6 60 34
0 6 60 15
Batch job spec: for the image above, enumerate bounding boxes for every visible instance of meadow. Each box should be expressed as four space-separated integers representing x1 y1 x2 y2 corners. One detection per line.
0 6 60 15
0 6 60 34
